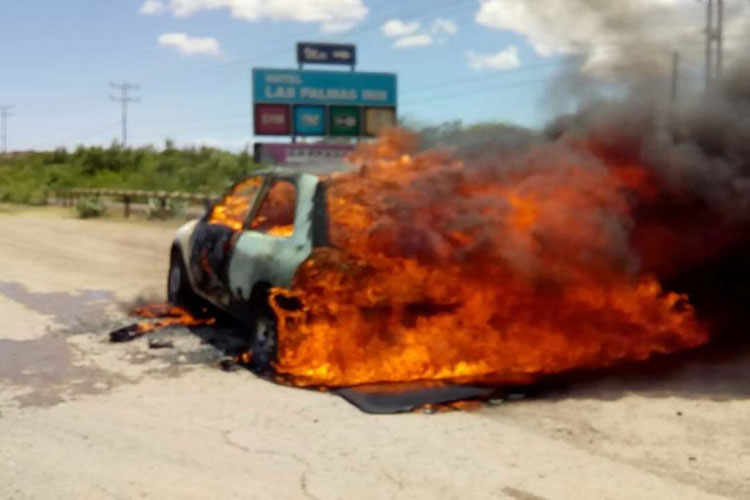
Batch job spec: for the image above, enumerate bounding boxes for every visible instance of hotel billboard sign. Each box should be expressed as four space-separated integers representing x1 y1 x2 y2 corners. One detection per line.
252 67 397 137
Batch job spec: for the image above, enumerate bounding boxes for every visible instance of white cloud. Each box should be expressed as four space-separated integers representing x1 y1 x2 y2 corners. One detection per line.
158 32 222 57
383 17 457 49
466 46 520 71
321 21 358 33
150 0 367 33
140 0 165 14
474 0 750 78
431 18 457 36
382 19 421 38
393 34 433 49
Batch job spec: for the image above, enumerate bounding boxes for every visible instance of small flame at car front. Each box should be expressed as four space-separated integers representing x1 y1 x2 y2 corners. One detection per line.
110 303 215 343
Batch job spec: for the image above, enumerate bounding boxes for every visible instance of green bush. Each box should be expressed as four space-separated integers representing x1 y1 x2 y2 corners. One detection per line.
75 197 106 219
146 197 186 220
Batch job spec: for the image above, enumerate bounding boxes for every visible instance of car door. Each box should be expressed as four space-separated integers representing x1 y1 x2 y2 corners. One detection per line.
189 176 264 307
227 175 318 309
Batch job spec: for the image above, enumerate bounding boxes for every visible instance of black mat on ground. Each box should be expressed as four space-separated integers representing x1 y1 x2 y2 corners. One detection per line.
336 382 496 414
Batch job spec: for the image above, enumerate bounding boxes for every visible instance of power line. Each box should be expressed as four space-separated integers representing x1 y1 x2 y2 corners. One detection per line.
58 123 120 149
132 111 248 127
401 77 554 107
23 120 120 151
110 81 140 147
401 58 570 96
1 105 14 154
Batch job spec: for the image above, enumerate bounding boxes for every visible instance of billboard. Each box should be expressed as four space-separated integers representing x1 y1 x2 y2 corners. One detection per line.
364 107 397 136
297 42 356 67
253 68 397 107
293 105 326 136
254 143 356 174
254 104 291 135
329 106 361 136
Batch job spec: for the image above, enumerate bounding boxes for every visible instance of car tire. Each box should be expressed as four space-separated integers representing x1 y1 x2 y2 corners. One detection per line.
250 307 278 371
167 247 203 313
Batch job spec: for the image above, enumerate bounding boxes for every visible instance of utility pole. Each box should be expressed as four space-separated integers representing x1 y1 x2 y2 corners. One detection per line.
706 0 714 90
704 0 724 89
671 51 681 105
717 0 724 79
1 105 14 155
110 82 140 147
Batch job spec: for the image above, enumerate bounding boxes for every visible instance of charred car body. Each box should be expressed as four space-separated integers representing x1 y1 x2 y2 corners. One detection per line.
168 169 327 367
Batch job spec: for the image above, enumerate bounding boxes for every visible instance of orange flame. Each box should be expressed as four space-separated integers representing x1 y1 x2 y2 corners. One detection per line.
208 177 263 231
268 129 709 388
110 303 216 343
131 303 215 334
209 176 295 237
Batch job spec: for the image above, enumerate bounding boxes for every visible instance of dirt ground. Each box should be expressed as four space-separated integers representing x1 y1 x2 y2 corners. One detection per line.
0 205 748 499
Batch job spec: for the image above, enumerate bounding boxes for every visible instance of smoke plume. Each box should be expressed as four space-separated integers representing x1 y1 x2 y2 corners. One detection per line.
476 0 750 80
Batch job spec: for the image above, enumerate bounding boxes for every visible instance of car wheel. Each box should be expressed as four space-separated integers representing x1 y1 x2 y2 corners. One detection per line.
250 309 277 371
168 248 202 312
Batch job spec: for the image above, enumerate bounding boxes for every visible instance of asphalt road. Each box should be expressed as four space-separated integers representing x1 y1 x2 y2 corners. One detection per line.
1 206 748 499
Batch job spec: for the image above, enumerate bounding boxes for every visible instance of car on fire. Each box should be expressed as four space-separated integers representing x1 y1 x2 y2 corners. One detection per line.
168 168 328 368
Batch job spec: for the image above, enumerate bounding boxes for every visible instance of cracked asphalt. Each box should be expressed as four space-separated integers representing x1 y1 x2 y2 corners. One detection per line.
1 206 749 499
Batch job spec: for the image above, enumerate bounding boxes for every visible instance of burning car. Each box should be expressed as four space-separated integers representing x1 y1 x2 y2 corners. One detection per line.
166 129 711 392
168 168 328 368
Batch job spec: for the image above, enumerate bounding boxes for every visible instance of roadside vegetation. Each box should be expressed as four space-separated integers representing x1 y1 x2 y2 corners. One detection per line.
0 140 260 205
0 122 539 208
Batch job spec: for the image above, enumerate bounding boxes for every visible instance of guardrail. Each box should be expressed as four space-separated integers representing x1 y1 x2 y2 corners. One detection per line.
57 188 220 218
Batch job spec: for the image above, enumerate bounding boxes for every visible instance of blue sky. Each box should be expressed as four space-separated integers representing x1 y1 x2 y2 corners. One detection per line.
0 0 667 151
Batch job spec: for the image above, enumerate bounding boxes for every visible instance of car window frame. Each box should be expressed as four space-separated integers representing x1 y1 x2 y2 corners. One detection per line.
242 175 298 237
206 175 266 229
241 176 271 230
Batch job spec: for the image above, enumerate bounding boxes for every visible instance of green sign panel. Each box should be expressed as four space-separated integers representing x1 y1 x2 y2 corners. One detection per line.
329 106 361 136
